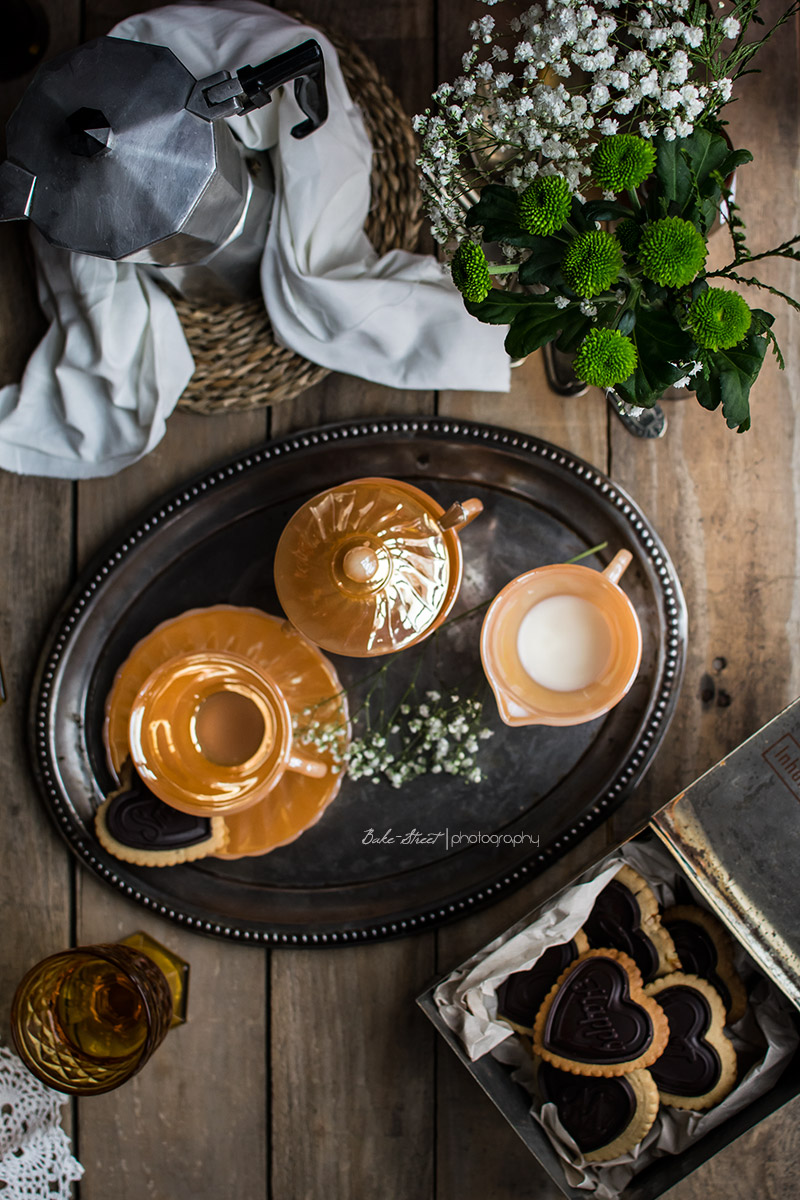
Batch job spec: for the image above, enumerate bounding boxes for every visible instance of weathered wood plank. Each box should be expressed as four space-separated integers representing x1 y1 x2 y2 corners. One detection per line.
270 940 436 1199
0 471 73 1043
440 350 609 471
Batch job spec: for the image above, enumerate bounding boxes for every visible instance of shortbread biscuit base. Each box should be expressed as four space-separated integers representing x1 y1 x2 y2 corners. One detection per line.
95 793 228 867
585 1068 661 1163
533 1057 660 1163
532 948 670 1077
645 971 738 1110
663 904 748 1023
614 865 681 977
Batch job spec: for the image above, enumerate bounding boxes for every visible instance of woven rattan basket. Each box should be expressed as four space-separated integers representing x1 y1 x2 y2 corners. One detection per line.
174 23 422 414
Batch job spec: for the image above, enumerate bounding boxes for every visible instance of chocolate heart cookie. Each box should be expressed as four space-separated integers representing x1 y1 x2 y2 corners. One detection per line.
537 1061 660 1162
532 948 669 1076
496 930 589 1035
584 866 680 981
96 765 228 866
663 905 747 1024
645 972 737 1110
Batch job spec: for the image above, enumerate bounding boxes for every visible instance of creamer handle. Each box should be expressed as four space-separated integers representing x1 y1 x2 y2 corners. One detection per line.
438 498 483 532
602 548 633 585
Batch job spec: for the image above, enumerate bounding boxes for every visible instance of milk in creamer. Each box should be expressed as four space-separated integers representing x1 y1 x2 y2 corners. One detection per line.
516 594 612 692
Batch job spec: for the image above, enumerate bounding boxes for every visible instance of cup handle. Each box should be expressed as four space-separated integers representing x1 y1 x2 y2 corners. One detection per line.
437 498 484 532
286 750 328 779
602 548 633 585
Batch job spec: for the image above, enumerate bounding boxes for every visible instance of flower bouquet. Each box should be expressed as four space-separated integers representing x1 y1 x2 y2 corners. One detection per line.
415 0 800 431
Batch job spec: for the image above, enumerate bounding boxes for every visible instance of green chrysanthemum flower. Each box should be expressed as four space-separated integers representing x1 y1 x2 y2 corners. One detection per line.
615 217 642 256
592 134 656 191
687 287 752 350
637 217 708 288
562 231 623 298
574 328 638 389
519 174 572 236
450 240 491 303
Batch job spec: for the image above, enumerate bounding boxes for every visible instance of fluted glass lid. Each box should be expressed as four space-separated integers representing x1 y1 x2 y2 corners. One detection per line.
273 478 464 657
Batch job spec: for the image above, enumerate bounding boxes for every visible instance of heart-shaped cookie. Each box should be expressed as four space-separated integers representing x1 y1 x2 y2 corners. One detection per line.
584 865 680 981
532 948 669 1076
496 930 589 1035
662 905 748 1024
645 972 737 1109
95 768 228 866
537 1061 660 1162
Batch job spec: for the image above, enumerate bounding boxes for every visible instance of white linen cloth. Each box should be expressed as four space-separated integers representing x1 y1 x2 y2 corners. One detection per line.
0 0 509 479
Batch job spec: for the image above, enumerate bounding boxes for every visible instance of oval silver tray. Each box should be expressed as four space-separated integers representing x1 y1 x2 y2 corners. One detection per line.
31 418 687 946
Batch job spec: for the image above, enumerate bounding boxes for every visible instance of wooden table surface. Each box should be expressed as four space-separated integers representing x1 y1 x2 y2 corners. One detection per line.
2 1 799 1197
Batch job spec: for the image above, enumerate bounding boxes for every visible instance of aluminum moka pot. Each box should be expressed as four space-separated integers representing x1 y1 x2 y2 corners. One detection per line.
0 34 328 301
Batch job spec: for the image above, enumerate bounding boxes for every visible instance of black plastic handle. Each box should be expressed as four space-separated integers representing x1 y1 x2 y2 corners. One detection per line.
237 39 328 139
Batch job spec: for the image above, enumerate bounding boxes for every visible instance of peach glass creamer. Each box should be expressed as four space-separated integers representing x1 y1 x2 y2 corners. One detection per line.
127 651 327 817
274 477 483 657
480 549 642 727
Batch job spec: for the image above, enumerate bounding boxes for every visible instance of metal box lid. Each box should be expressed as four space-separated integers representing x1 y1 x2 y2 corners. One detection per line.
652 697 800 1010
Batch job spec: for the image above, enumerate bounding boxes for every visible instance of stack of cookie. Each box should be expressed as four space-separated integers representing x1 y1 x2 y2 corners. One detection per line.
495 866 746 1163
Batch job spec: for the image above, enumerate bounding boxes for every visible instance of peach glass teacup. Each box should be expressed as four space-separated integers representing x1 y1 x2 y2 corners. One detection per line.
480 549 642 727
127 651 327 816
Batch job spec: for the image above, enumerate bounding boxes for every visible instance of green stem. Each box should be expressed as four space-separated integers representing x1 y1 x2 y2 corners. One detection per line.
487 264 520 277
626 187 642 212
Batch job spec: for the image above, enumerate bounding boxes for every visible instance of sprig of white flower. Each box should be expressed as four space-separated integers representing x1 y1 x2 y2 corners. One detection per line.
294 679 494 791
346 691 493 789
415 0 746 246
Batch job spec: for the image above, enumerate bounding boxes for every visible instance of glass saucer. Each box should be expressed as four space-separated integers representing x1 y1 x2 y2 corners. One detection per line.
103 606 349 858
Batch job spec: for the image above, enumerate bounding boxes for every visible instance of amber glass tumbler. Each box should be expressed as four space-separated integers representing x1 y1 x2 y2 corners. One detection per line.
10 943 174 1095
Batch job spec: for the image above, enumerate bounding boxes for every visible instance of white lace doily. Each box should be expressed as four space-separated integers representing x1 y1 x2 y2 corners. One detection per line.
0 1046 84 1198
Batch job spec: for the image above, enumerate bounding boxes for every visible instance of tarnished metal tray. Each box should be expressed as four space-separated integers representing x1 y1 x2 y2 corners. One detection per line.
30 418 687 946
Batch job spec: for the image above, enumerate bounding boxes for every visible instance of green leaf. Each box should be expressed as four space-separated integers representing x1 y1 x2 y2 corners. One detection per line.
517 237 566 285
682 129 730 191
464 186 529 244
569 196 590 232
692 328 768 431
465 184 519 230
464 290 540 326
614 308 694 407
503 299 572 359
654 135 692 211
718 147 754 178
554 313 592 354
750 307 775 331
654 129 741 230
582 199 634 225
